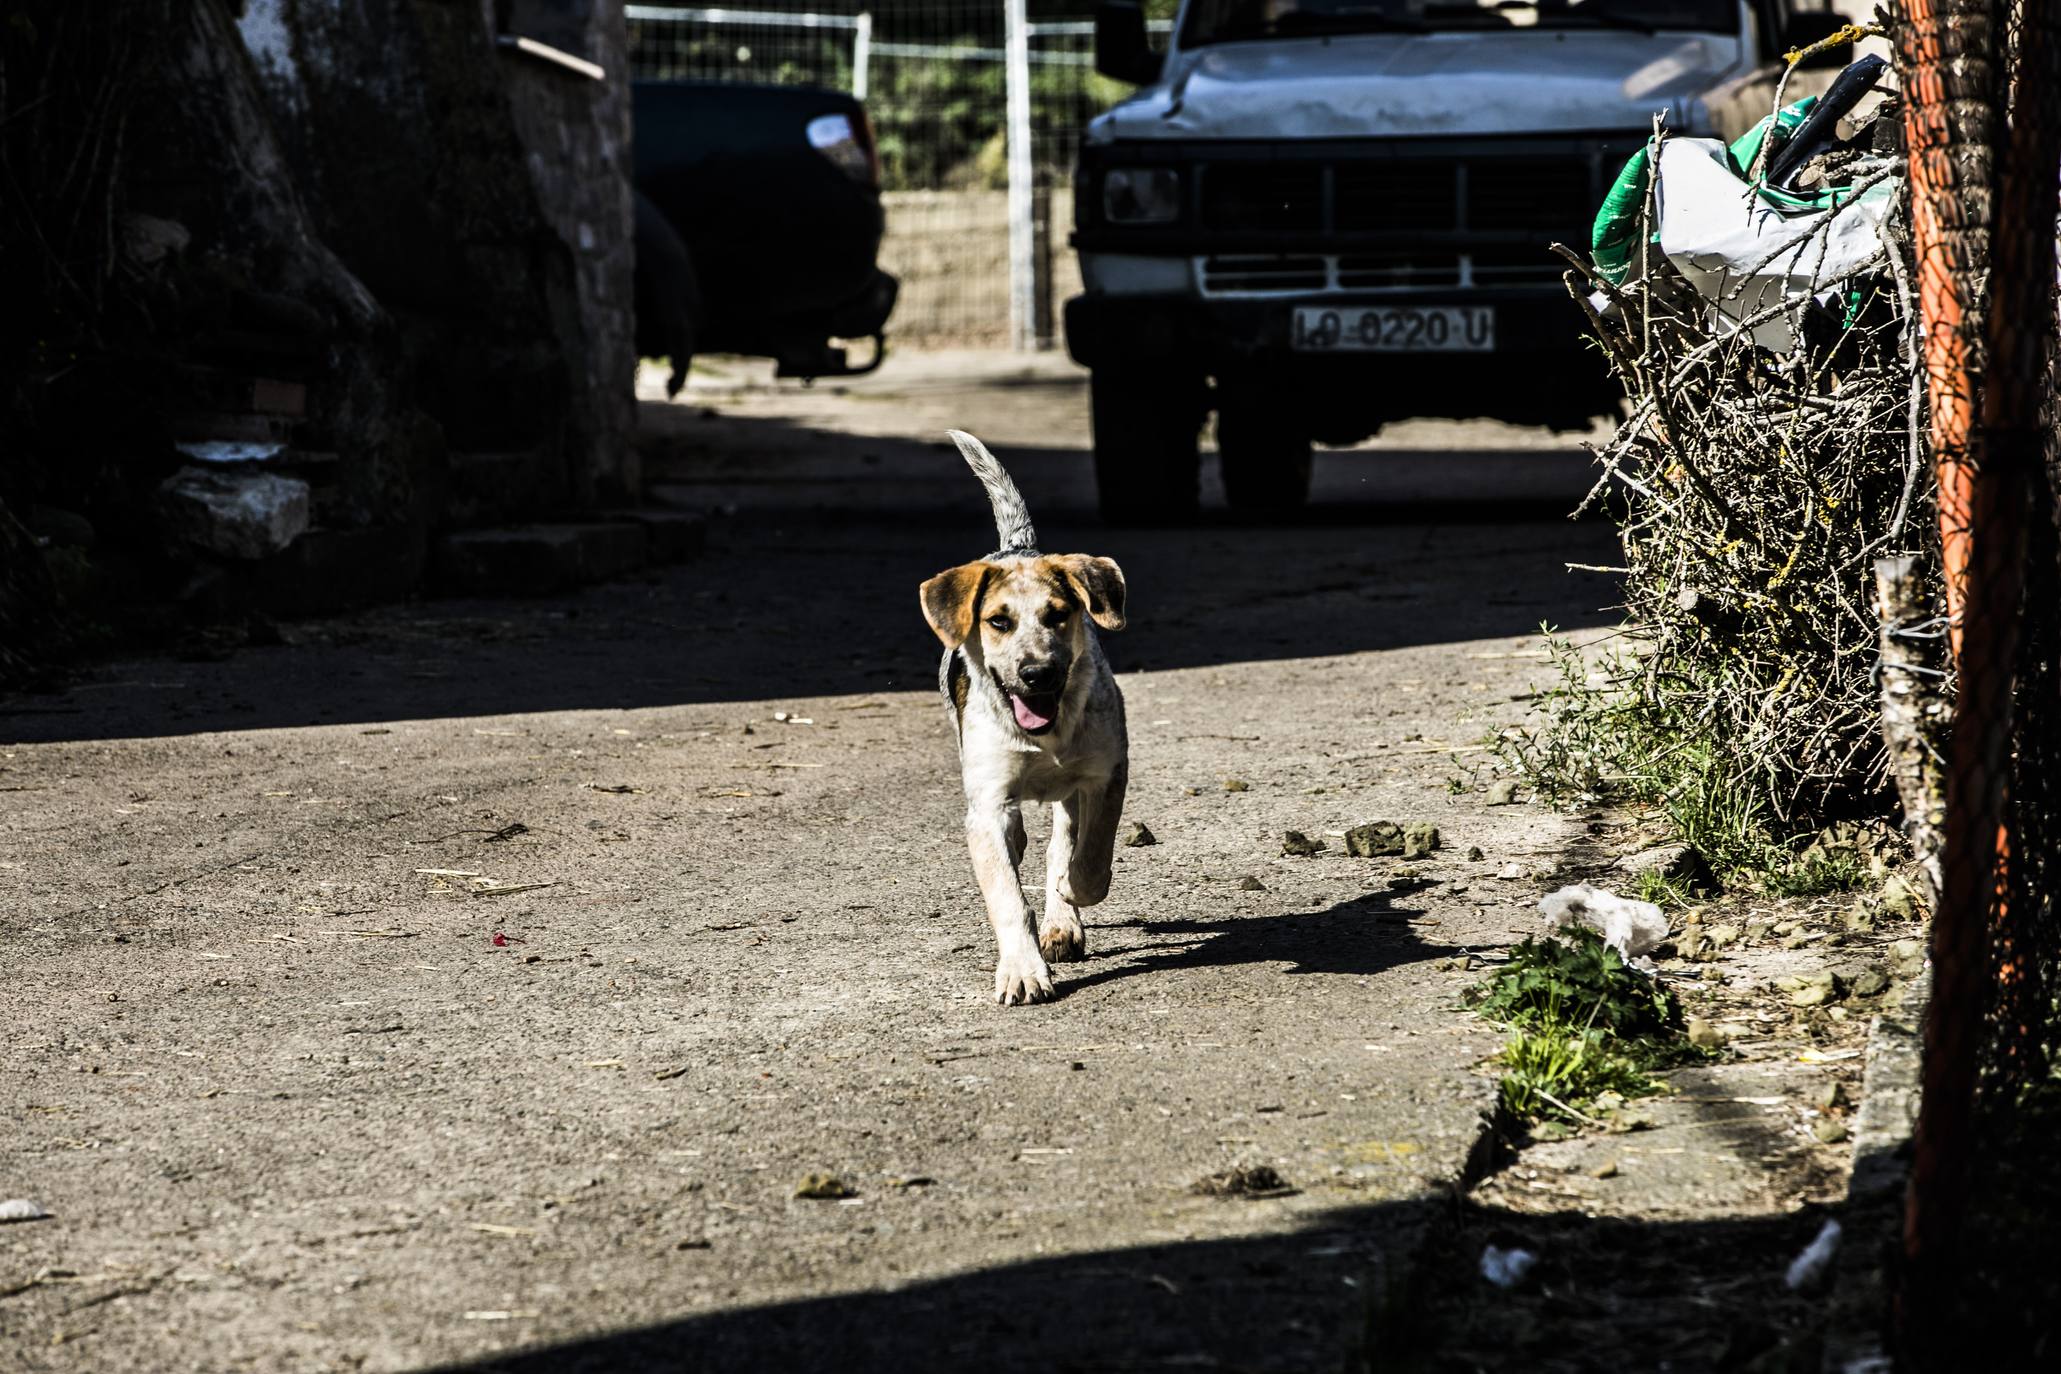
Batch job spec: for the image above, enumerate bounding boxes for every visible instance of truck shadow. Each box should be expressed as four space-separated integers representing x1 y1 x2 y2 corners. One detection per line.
642 408 1612 530
3 428 1621 743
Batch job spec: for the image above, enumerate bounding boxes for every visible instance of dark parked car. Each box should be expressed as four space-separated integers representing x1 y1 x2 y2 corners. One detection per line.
633 81 898 393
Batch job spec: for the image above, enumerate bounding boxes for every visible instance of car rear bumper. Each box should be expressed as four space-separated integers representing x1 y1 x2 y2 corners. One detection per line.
828 268 899 341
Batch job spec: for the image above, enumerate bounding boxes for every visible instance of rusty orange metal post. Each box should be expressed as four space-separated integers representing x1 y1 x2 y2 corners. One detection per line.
1896 0 1995 1362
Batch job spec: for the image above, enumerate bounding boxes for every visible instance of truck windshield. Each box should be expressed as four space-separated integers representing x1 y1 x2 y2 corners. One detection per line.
1181 0 1741 47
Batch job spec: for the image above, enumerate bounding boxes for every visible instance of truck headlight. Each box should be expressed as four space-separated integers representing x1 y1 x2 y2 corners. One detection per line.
1103 168 1180 224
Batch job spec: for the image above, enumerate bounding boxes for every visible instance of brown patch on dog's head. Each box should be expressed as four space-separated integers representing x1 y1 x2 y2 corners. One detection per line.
1038 554 1127 632
931 554 1122 735
919 561 994 648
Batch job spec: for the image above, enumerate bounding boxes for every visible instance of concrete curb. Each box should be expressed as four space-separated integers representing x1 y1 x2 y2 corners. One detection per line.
1823 968 1929 1373
1359 1096 1516 1372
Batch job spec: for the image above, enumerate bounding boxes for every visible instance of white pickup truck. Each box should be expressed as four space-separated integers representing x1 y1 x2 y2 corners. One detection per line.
1066 0 1853 517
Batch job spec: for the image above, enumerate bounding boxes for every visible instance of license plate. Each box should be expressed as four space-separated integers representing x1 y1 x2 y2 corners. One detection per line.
1291 305 1495 352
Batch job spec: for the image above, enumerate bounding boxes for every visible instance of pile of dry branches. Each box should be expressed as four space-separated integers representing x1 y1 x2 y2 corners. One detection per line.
1556 138 1931 827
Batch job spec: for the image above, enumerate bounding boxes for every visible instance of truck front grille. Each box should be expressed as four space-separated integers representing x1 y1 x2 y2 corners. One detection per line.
1196 251 1554 298
1201 164 1324 232
1466 158 1595 231
1470 246 1567 287
1333 163 1454 233
1198 149 1615 239
1199 254 1329 292
1337 253 1463 290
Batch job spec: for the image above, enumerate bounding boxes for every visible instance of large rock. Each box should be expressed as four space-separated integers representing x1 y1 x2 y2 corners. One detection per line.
1345 822 1404 857
157 467 310 559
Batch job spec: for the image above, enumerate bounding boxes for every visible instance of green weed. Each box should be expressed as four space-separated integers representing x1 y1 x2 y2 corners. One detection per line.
1498 1025 1657 1123
1468 929 1699 1126
1627 869 1699 909
1493 629 1837 885
1467 928 1681 1042
1766 846 1868 897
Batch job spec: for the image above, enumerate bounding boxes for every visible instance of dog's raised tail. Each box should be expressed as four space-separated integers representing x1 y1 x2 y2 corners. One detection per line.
948 429 1037 555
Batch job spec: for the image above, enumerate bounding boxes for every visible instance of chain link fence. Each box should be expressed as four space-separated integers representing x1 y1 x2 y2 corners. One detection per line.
627 1 1164 348
1891 0 2061 1362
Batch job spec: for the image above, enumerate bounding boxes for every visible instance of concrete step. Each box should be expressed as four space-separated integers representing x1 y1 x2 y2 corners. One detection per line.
261 524 430 615
594 507 706 563
432 522 648 597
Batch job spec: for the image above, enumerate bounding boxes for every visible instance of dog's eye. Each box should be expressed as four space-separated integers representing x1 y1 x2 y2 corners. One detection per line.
986 615 1013 632
1043 608 1070 627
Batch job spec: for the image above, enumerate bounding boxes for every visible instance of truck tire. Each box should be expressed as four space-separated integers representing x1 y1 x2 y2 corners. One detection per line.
1215 398 1313 513
1091 369 1201 524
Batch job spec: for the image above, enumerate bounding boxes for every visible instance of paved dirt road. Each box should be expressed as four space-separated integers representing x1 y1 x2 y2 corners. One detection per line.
3 355 1621 1372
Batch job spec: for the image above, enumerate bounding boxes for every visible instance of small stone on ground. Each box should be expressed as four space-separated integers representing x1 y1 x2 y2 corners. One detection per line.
1190 1165 1296 1199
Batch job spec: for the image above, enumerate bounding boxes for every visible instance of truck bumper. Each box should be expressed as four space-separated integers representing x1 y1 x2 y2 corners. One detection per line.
1063 288 1614 431
1063 289 1588 371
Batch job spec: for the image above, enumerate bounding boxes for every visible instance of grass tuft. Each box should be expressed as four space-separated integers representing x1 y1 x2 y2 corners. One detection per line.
1497 1026 1657 1122
1627 869 1700 909
1765 846 1868 897
1495 630 1888 891
1468 928 1702 1127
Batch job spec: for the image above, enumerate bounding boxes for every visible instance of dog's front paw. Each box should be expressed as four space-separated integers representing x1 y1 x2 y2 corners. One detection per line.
994 948 1055 1005
1039 917 1086 963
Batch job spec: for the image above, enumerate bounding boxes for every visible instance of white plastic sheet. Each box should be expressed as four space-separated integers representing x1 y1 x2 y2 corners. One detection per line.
1654 138 1892 351
1539 883 1669 960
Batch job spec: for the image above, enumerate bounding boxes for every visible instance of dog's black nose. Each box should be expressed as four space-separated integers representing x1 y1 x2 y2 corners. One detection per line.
1020 663 1067 695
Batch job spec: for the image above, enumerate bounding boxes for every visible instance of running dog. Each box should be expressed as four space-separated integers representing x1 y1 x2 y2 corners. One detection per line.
920 431 1129 1005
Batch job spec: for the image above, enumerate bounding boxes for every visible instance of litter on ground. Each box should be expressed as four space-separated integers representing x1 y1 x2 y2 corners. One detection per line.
1539 883 1669 959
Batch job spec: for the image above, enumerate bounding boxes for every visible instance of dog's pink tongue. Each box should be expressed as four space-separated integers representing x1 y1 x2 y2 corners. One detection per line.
1011 694 1052 731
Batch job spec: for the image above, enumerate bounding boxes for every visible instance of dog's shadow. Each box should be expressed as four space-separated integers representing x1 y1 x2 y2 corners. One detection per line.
1059 886 1475 997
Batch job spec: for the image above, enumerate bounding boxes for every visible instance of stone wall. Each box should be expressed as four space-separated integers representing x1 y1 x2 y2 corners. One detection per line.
0 0 643 683
236 0 635 506
496 0 638 502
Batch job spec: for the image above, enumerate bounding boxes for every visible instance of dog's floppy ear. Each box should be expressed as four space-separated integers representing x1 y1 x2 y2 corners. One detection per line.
919 561 993 647
1051 555 1127 631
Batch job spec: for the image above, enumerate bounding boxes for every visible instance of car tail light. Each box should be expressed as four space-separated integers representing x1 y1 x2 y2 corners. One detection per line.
852 106 882 186
807 111 879 187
